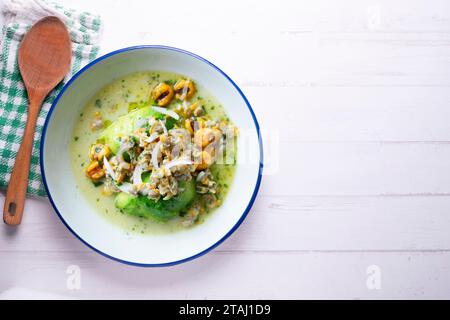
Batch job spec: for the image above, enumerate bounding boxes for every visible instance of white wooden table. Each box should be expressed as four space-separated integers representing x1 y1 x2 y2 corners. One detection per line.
2 0 450 299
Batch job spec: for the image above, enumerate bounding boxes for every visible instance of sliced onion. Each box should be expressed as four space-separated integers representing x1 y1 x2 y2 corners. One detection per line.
151 141 161 169
103 156 117 180
145 132 159 143
116 140 133 162
152 106 179 120
116 182 137 195
164 159 193 170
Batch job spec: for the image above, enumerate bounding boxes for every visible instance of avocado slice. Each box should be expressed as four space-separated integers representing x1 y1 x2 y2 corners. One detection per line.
99 107 157 153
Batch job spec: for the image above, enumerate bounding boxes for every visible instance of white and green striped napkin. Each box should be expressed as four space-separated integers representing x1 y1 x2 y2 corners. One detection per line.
0 0 102 197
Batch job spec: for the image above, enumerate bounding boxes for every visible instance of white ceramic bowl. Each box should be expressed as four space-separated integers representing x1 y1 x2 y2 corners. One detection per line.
41 46 263 266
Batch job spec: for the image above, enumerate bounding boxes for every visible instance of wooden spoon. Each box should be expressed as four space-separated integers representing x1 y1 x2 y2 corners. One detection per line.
3 16 71 225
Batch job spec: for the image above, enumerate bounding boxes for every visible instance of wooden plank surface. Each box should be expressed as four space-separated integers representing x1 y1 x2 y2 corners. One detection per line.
2 251 450 299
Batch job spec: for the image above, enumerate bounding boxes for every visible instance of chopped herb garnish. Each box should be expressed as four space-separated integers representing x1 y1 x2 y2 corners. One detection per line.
131 135 139 144
95 99 102 108
128 101 148 112
164 79 176 85
123 151 131 163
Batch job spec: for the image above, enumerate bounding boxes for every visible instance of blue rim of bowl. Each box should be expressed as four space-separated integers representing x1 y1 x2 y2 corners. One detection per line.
40 45 263 267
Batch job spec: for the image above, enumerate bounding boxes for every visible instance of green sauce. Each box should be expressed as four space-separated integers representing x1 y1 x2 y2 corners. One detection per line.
70 71 236 235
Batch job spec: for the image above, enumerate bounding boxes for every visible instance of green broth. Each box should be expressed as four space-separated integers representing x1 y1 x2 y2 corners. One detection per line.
70 71 236 235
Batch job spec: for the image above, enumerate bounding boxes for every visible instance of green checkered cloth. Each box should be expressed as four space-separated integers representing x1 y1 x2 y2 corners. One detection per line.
0 0 102 197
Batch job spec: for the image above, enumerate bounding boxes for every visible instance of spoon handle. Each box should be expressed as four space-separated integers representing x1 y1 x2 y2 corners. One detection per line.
3 96 44 225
